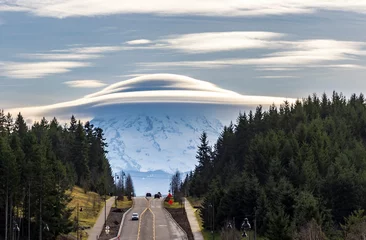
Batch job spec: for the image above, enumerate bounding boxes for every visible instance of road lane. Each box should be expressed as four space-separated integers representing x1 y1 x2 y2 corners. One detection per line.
150 198 171 239
121 197 187 240
120 197 148 240
150 198 187 240
138 208 154 240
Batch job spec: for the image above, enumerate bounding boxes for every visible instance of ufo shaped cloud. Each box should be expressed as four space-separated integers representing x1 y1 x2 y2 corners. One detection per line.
8 74 297 122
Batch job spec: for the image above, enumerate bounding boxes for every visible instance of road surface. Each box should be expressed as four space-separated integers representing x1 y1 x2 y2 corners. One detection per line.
120 197 187 240
120 197 149 240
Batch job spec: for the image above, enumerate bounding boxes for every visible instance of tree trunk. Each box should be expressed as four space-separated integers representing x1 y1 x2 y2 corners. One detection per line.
39 196 42 240
28 183 30 240
5 185 8 240
9 196 13 240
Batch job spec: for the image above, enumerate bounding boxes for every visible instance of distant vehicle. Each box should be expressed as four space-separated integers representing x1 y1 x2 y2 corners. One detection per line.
132 213 139 220
154 193 160 199
157 192 162 197
146 193 151 197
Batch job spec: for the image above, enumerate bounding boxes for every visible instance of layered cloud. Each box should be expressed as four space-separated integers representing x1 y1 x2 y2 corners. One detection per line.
64 80 107 88
126 39 151 45
134 35 366 69
7 74 297 120
2 0 366 18
0 61 90 79
5 45 123 79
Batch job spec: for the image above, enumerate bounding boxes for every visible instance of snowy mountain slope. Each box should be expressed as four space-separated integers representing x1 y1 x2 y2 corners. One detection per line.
91 114 224 175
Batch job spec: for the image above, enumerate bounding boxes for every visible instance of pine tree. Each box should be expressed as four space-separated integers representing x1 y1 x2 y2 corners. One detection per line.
125 174 135 200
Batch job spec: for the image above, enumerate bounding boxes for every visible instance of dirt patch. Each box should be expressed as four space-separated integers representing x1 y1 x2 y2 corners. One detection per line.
165 208 194 240
97 207 128 240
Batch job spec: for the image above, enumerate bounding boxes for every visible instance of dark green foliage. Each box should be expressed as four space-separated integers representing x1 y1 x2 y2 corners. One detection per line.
0 113 114 239
125 174 135 200
186 92 366 239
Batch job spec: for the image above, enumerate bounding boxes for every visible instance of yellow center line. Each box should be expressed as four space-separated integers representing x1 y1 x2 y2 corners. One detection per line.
148 206 156 240
136 198 156 240
137 200 149 240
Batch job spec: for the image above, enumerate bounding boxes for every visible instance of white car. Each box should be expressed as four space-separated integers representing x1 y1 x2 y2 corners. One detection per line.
132 213 139 220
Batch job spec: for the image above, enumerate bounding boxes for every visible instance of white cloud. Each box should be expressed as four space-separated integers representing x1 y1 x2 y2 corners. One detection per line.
138 38 366 68
256 67 299 71
0 61 91 79
64 80 107 88
8 45 124 78
156 32 285 53
3 0 366 18
23 53 101 60
7 74 297 120
257 75 298 78
126 39 151 45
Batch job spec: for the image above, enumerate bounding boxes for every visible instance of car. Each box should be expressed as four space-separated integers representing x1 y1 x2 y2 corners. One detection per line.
131 213 139 220
154 193 161 199
146 193 151 197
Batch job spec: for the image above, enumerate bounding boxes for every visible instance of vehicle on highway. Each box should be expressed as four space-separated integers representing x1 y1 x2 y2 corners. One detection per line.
154 193 160 199
131 213 139 220
146 193 151 197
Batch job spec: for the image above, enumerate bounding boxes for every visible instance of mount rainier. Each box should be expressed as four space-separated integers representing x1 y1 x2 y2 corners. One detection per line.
91 114 224 174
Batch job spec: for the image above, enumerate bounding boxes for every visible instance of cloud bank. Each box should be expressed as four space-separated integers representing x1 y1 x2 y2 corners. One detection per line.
7 74 297 121
0 61 90 79
2 0 366 18
133 34 366 69
4 45 123 79
64 80 107 88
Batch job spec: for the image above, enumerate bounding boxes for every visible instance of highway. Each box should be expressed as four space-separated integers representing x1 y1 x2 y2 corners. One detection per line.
120 197 187 240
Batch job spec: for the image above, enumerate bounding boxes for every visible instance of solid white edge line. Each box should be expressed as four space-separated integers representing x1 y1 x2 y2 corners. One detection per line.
108 197 135 240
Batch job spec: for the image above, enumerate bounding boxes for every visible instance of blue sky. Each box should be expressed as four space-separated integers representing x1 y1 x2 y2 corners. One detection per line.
1 1 366 113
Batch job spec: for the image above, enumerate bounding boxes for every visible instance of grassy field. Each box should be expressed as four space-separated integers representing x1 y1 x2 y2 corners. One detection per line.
66 186 107 238
116 198 133 209
164 200 185 209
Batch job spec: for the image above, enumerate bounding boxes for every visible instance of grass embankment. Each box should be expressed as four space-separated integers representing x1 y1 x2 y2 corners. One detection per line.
67 186 108 238
187 197 221 240
116 198 133 209
164 200 184 209
187 197 265 240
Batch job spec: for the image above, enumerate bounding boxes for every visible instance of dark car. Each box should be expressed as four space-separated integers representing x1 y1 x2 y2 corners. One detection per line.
154 193 160 199
146 193 151 197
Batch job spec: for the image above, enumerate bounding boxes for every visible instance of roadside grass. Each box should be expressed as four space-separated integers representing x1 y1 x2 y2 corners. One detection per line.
164 200 184 209
187 197 221 240
67 186 106 238
116 198 133 209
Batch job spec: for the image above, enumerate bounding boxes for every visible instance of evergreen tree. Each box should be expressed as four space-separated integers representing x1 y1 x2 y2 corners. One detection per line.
125 174 135 200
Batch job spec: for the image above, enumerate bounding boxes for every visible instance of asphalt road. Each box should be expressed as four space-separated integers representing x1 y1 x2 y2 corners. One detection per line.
120 197 149 240
120 197 187 240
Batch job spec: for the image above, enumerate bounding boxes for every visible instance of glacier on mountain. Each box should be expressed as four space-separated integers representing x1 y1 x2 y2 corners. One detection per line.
91 114 224 174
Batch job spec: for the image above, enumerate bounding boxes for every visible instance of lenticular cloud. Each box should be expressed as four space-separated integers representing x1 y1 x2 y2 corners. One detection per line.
7 73 296 121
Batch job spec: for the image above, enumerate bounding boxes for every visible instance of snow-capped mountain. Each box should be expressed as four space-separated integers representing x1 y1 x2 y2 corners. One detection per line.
91 114 224 174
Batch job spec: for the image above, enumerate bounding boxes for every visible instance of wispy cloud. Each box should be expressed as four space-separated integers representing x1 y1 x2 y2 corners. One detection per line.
2 1 366 18
64 80 107 88
22 53 101 60
257 75 298 79
0 61 91 79
8 45 124 78
137 38 366 69
126 39 151 45
32 45 124 59
156 32 285 53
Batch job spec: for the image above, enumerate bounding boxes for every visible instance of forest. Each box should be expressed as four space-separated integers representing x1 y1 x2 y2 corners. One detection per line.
185 92 366 239
0 112 114 239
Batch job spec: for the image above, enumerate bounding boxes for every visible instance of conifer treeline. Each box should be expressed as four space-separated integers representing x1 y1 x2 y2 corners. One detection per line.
186 92 366 239
0 112 114 239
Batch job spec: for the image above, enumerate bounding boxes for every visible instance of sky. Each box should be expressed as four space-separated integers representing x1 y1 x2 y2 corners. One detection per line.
1 0 366 114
